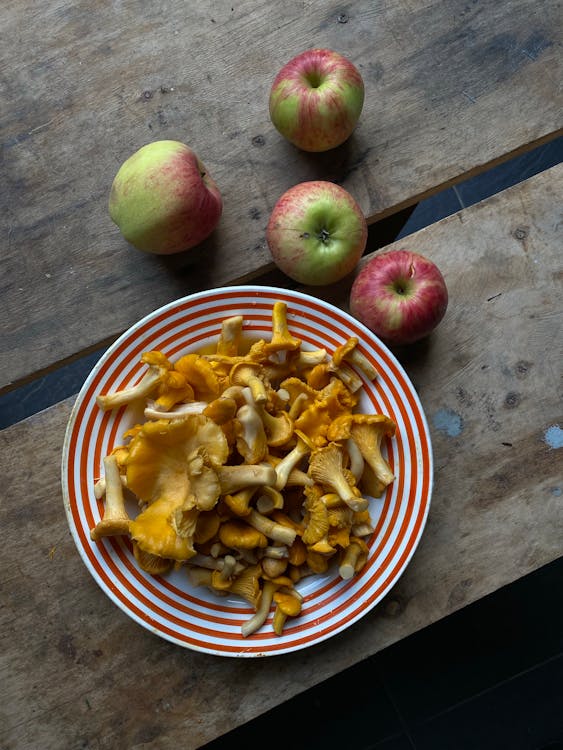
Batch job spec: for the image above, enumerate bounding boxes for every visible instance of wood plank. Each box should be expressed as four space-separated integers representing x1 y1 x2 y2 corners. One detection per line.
1 164 561 749
2 0 562 390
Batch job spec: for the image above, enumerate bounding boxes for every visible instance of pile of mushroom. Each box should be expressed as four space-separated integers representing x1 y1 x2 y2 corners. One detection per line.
92 301 397 637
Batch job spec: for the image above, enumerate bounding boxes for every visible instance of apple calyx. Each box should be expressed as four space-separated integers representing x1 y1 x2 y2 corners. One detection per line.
300 227 331 244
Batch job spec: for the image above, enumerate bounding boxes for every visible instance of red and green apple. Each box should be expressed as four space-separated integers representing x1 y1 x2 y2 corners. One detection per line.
269 48 365 152
108 140 223 255
266 180 368 285
349 249 449 345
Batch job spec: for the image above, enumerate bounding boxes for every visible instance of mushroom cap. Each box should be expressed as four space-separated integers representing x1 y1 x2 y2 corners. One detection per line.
219 519 268 549
202 396 238 425
327 413 395 442
302 495 330 545
273 590 302 617
132 541 173 575
174 353 224 401
331 337 359 367
129 497 198 561
126 415 228 506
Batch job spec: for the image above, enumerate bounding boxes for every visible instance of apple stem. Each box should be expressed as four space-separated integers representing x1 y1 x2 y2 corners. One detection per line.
318 228 330 243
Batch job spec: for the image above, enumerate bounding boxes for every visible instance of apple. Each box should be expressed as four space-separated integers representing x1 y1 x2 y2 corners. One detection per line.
108 140 222 255
269 48 365 152
266 180 368 285
349 249 448 345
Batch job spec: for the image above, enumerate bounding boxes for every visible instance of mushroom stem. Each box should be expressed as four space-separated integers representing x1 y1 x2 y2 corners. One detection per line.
96 368 162 411
216 315 243 356
339 539 369 580
273 438 310 490
90 455 131 540
241 580 277 637
246 509 297 546
346 438 365 481
143 400 208 420
217 463 277 494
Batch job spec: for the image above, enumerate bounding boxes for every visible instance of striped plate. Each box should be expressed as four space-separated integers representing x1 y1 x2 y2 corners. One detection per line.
61 286 433 657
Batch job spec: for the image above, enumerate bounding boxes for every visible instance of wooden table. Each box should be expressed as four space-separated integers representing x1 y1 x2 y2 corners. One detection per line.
1 1 562 748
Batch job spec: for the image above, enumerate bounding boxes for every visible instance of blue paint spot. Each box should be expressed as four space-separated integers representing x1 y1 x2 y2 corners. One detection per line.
544 424 563 449
433 408 464 437
551 487 562 497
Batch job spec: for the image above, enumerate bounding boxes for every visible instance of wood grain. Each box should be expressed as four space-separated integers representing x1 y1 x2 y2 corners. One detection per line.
2 0 562 390
1 164 561 749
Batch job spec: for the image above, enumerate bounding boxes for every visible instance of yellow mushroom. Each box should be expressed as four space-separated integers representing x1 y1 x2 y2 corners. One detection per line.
241 580 278 637
230 361 269 405
174 353 223 401
234 403 269 464
143 400 209 421
246 508 297 546
153 368 195 411
132 541 173 575
272 588 303 635
193 510 222 544
261 554 288 579
125 415 228 507
264 301 302 354
256 403 294 447
305 363 332 389
296 348 328 369
270 435 311 490
210 554 239 591
90 454 131 540
255 485 285 514
331 337 379 382
129 497 199 561
216 315 244 356
287 391 311 420
287 536 307 566
301 490 330 546
219 519 268 550
329 362 364 392
306 549 330 574
228 564 262 607
96 351 172 411
308 443 368 513
328 526 351 549
216 463 277 495
222 486 257 517
202 396 238 425
292 378 358 448
309 538 337 555
279 376 318 409
327 413 396 490
338 537 370 580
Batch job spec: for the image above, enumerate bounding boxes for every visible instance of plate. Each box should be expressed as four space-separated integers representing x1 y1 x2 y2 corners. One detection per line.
61 285 433 657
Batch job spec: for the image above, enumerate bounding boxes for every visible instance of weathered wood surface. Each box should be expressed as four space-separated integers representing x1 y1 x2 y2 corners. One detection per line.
2 0 562 391
1 165 561 750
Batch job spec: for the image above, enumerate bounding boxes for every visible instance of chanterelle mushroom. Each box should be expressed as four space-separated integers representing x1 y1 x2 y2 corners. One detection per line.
129 496 199 561
125 415 228 508
308 443 368 513
96 351 173 411
327 413 396 490
234 403 269 464
90 454 131 540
